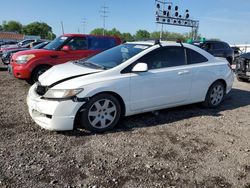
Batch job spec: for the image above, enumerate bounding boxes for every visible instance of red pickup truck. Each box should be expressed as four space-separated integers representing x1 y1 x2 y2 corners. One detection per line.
10 34 121 84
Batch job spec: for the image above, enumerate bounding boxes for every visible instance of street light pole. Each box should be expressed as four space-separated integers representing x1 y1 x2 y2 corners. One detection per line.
60 21 65 34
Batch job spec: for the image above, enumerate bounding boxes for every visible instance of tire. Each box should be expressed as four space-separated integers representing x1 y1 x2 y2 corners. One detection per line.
203 81 225 108
236 75 249 82
80 94 121 133
27 65 51 85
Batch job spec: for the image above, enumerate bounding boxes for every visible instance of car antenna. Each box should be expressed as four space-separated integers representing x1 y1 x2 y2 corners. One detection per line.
155 39 162 47
176 39 184 47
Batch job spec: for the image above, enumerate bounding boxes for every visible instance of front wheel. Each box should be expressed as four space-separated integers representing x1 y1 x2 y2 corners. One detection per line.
203 81 225 108
27 65 51 85
80 94 121 133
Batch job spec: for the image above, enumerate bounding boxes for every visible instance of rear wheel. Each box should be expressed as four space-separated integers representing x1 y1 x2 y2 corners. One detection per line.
80 94 121 133
203 81 225 108
27 65 51 84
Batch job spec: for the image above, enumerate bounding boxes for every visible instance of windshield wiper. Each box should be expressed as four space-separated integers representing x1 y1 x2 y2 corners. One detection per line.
81 61 107 70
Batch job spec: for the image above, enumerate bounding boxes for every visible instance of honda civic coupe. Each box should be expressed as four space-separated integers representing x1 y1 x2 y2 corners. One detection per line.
27 41 234 132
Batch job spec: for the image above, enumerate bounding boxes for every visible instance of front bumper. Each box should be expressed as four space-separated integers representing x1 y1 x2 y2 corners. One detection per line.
27 84 85 131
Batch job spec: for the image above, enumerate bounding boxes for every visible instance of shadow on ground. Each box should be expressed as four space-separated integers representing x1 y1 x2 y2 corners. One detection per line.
60 87 250 137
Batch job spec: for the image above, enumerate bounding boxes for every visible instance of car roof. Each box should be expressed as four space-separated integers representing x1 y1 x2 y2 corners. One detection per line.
126 40 216 61
126 41 197 48
62 33 120 39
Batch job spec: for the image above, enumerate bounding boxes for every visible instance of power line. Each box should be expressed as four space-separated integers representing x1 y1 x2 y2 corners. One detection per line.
100 3 109 36
82 18 87 34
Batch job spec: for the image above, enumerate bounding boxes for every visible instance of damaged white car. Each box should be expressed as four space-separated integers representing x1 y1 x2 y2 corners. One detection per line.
27 41 234 132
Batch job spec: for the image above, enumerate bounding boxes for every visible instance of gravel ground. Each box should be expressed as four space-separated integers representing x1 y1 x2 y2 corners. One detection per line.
0 61 250 188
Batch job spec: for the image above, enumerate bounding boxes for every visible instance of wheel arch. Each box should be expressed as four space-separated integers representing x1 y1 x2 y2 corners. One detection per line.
73 91 126 129
31 64 52 73
206 79 227 95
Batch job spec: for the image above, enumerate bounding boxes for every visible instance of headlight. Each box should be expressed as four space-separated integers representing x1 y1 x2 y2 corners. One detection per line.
43 88 84 99
16 54 35 64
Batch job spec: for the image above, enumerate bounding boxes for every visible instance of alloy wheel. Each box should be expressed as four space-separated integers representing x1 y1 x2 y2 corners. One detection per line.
88 99 117 129
210 85 224 106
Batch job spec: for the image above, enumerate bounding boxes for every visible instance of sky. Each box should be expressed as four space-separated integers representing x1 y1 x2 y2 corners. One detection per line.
0 0 249 44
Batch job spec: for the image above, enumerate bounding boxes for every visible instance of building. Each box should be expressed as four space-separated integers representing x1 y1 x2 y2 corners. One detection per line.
0 32 41 42
0 31 24 42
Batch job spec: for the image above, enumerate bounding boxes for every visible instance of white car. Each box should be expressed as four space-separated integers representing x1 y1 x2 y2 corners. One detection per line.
27 41 234 132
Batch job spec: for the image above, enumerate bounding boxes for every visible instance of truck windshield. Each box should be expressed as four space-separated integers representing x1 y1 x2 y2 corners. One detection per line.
77 43 150 69
43 36 68 50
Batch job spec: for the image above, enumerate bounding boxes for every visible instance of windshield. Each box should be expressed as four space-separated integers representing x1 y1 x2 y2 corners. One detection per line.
77 43 150 69
43 36 68 50
32 42 49 49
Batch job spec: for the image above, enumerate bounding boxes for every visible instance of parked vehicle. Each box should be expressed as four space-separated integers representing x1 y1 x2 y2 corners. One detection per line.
10 34 121 84
0 41 18 57
0 39 35 50
1 41 49 65
0 39 36 57
231 46 243 58
235 52 250 82
0 40 18 47
17 39 37 47
27 41 234 132
199 40 234 64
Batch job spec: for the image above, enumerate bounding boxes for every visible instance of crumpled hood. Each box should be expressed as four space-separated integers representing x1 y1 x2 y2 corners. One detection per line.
39 62 103 86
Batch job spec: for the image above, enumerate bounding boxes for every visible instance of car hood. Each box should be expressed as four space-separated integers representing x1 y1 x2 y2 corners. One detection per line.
12 49 54 59
39 62 103 86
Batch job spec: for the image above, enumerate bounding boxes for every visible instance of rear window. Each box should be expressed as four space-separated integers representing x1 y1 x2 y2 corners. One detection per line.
186 48 208 64
88 37 117 51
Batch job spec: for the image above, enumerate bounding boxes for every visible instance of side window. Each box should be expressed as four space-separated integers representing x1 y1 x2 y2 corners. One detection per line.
67 37 87 50
88 38 116 51
186 48 208 64
137 46 186 70
202 43 211 50
222 42 230 49
212 42 224 49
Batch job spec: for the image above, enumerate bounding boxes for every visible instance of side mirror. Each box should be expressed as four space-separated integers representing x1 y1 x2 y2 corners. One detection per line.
61 45 71 51
132 63 148 73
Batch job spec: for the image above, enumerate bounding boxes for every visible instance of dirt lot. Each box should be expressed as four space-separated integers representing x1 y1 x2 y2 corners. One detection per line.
0 62 250 188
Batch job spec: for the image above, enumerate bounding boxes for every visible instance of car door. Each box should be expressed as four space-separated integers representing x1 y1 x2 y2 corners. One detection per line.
185 47 211 101
55 37 96 64
129 46 193 111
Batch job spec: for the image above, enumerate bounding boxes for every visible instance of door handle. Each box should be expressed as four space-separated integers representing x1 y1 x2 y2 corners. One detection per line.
178 70 190 75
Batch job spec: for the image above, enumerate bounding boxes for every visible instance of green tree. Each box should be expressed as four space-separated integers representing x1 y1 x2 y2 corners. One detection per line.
107 28 122 37
23 22 55 39
121 33 134 41
2 20 22 33
0 25 2 31
150 31 161 39
90 28 107 35
134 30 150 40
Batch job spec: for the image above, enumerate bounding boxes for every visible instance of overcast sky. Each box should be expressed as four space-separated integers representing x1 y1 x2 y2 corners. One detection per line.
1 0 249 44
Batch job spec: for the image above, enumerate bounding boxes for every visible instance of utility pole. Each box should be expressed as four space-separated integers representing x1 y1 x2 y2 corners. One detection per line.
100 3 109 36
60 21 65 34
